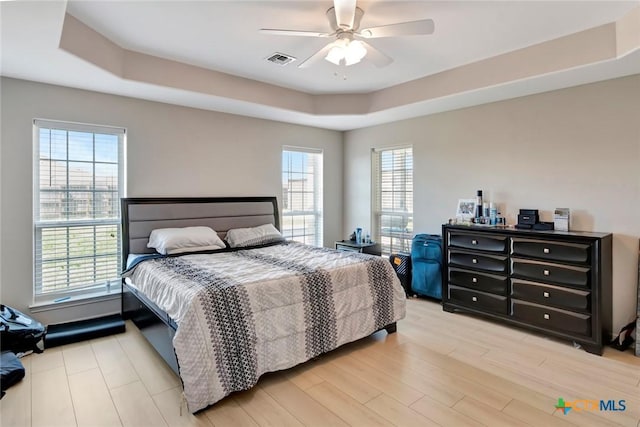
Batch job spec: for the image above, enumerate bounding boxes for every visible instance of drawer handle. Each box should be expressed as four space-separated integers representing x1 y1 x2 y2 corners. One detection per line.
543 248 550 254
543 269 550 276
472 277 478 283
472 258 478 264
472 296 478 302
543 291 550 298
543 313 550 320
471 239 478 245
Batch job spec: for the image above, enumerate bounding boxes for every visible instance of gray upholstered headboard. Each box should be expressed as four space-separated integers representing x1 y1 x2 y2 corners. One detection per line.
121 196 279 268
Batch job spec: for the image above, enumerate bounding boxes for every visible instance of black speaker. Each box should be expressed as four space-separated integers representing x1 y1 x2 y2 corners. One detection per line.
389 253 412 297
518 213 538 225
518 209 539 225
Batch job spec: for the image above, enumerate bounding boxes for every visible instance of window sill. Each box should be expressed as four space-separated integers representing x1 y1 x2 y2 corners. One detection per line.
29 288 121 313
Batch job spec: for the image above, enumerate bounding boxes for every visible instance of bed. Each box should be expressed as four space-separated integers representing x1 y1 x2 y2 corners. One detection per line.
120 196 406 412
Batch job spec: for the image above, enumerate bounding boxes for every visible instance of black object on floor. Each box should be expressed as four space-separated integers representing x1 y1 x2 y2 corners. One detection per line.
610 319 636 351
44 314 125 348
0 351 26 399
1 304 46 354
389 253 413 297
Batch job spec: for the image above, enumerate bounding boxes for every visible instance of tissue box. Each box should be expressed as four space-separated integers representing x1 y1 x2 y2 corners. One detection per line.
554 208 570 231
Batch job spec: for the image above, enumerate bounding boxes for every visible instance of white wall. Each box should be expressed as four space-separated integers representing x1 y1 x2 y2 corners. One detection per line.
0 77 343 324
344 75 640 334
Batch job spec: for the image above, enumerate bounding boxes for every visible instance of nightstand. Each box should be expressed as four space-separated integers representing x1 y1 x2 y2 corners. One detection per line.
335 240 382 256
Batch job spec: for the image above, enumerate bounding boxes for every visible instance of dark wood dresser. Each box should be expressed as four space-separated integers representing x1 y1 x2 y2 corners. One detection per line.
442 224 612 355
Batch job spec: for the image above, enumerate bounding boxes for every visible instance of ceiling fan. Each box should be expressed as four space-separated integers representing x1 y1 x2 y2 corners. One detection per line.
259 0 434 68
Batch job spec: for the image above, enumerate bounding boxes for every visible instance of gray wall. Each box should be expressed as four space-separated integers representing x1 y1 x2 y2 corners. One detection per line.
344 74 640 334
3 75 639 333
0 77 343 324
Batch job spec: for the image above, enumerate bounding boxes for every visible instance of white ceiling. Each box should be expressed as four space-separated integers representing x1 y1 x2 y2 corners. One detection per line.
1 1 639 130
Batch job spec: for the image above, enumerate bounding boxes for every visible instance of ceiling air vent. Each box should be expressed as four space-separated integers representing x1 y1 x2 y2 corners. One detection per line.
266 53 296 66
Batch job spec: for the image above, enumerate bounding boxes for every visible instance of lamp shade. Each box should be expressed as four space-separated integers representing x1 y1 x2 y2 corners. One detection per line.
326 41 346 65
344 40 366 65
324 38 367 66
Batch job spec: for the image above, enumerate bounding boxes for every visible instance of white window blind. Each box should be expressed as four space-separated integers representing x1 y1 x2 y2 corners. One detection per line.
33 120 125 302
372 146 413 255
281 147 323 246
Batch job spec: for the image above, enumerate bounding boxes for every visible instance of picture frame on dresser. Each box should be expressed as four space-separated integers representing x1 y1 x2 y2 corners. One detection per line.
456 198 476 220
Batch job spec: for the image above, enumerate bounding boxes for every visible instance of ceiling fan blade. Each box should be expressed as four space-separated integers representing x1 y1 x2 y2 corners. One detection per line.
326 7 338 31
259 29 331 37
360 41 393 68
359 19 435 38
298 43 334 69
334 0 356 29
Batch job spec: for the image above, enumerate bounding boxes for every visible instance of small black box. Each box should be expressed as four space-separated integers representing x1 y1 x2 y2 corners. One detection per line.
518 213 539 225
515 223 533 229
533 222 555 231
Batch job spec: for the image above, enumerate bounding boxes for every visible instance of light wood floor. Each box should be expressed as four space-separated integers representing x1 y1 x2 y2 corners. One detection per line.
2 298 639 427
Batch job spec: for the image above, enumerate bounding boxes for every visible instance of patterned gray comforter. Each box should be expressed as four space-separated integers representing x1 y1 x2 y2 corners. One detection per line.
125 242 406 412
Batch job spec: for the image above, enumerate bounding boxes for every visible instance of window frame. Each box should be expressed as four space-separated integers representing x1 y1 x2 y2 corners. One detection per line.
372 145 413 256
281 146 323 247
32 119 126 304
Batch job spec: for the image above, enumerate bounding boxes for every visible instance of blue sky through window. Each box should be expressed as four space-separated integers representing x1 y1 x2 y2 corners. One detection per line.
40 129 119 163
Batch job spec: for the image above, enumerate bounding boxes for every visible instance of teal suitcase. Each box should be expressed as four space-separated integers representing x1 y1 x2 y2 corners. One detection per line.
411 234 443 300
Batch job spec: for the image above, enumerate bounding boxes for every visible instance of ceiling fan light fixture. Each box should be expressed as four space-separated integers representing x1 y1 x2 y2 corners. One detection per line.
262 2 434 70
324 38 367 66
346 39 366 63
325 39 346 65
325 45 344 65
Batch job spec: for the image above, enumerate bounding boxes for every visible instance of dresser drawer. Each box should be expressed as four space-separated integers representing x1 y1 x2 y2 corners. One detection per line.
510 279 590 312
449 268 507 295
511 299 591 336
448 232 507 253
449 285 507 314
449 250 508 273
335 243 361 252
510 258 590 288
511 238 590 264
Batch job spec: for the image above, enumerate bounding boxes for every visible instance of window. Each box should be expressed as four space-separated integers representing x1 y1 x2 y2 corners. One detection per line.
281 147 323 246
33 120 125 303
372 146 413 255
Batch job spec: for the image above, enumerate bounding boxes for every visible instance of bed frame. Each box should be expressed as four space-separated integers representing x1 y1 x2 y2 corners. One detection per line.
120 196 396 377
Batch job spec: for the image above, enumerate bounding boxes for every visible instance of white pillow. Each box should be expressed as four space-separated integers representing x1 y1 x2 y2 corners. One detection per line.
147 226 226 255
225 223 284 248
